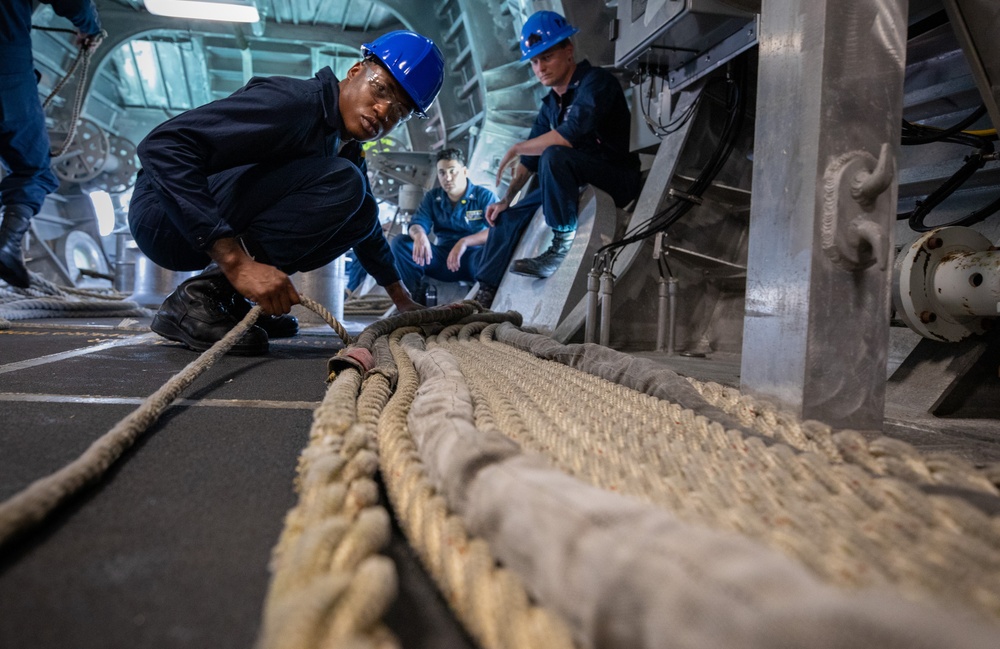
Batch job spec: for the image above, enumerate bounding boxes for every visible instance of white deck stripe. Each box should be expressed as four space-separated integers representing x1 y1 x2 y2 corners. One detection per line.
0 392 319 410
0 333 160 376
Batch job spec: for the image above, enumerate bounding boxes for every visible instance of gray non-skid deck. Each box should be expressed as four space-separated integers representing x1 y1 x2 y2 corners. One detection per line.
0 318 474 649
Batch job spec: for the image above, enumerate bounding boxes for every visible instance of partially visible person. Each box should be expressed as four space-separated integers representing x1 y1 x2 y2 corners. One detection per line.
128 30 444 355
390 148 496 303
472 10 641 308
0 0 103 288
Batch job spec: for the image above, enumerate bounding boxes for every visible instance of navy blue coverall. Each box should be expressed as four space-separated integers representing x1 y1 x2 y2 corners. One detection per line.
474 60 642 288
129 67 401 287
390 181 497 294
0 0 101 214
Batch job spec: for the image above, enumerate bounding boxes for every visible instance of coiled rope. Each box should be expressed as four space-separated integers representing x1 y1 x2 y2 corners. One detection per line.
255 362 398 649
435 323 1000 622
377 326 576 649
6 295 1000 647
255 304 574 649
0 273 153 326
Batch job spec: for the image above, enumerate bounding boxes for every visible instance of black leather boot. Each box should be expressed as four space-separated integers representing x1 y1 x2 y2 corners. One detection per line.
151 270 269 355
0 204 33 288
195 265 299 338
473 283 497 309
229 294 299 338
510 229 576 279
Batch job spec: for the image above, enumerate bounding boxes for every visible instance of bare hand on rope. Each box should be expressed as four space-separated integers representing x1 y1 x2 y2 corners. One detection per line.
230 261 300 316
76 29 105 53
210 238 300 315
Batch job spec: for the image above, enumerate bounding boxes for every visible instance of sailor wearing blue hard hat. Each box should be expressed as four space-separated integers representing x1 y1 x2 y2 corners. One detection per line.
472 11 641 308
129 30 444 355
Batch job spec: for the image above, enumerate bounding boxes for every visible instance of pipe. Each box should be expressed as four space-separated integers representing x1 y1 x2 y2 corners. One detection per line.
667 277 679 355
656 278 668 352
599 271 614 347
331 255 346 323
585 269 600 344
930 249 1000 317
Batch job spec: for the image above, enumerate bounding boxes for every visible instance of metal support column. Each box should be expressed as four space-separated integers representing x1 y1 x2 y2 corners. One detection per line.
740 0 908 430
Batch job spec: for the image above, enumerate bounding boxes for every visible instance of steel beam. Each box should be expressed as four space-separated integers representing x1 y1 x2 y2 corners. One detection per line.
740 0 908 430
942 0 1000 134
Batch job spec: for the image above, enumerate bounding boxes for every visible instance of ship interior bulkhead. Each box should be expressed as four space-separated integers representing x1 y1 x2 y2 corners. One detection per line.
2 1 1000 648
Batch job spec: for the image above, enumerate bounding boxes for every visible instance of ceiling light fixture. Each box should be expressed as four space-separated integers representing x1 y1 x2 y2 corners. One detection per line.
144 0 260 23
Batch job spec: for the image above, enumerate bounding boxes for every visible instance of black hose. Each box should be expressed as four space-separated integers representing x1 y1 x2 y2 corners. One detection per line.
902 104 989 146
597 56 749 266
899 141 999 231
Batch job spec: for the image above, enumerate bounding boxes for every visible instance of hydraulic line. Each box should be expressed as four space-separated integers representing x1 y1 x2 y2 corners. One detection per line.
899 104 1000 231
596 56 749 271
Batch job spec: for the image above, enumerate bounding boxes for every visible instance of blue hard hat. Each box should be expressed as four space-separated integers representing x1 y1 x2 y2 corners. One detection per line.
362 30 445 118
519 10 579 62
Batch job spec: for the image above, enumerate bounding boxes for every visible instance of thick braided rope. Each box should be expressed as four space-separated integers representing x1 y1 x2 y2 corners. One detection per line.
441 324 1000 621
344 294 393 316
256 363 399 649
0 306 265 548
688 378 1000 490
1 274 152 321
492 323 1000 494
298 294 353 345
376 327 577 649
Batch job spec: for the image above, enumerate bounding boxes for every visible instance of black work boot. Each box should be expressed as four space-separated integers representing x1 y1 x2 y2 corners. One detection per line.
151 270 269 355
229 295 299 338
473 283 497 309
0 204 33 289
195 265 299 338
510 229 576 279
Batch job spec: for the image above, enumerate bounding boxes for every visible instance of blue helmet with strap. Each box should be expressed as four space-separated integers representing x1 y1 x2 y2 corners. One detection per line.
362 31 445 118
519 10 579 62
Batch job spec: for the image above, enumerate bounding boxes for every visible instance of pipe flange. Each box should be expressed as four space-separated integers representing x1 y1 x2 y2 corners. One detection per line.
893 226 992 341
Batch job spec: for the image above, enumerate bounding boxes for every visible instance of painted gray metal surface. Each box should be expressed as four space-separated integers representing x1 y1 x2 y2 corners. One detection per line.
491 187 619 334
943 0 1000 135
740 0 908 430
551 84 703 343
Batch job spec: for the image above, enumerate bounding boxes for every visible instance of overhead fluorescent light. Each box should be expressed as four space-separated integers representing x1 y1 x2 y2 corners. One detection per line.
144 0 260 23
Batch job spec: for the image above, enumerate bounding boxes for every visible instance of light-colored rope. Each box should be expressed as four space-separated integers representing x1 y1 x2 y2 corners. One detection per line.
0 273 153 321
687 378 1000 491
437 323 1000 621
298 294 353 346
0 305 265 548
344 294 393 316
43 33 102 158
255 364 398 649
0 294 356 550
376 327 577 649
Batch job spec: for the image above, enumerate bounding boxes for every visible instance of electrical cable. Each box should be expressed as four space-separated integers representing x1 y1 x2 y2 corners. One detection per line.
901 104 990 146
636 68 700 137
898 103 1000 230
595 57 748 271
